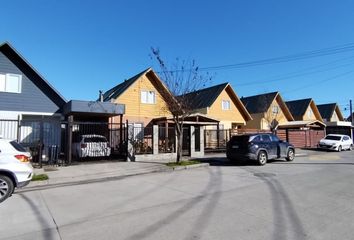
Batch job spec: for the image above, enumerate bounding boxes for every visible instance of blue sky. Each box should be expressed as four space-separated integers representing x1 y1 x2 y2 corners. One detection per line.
1 0 354 116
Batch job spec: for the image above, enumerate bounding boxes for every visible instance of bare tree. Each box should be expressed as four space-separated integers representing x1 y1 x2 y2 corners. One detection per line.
150 48 212 163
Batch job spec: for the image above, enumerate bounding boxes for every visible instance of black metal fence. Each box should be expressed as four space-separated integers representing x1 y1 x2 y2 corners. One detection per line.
204 129 231 152
158 127 175 153
132 126 153 155
0 119 128 167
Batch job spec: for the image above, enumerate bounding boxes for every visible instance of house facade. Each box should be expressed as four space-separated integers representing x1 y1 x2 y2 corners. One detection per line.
102 68 172 128
317 103 352 138
278 98 326 148
182 82 252 130
0 42 66 150
240 92 294 131
102 68 214 159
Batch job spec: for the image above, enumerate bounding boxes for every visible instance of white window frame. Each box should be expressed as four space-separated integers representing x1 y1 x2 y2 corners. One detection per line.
222 100 231 110
272 105 279 115
307 108 313 118
141 90 156 104
0 73 22 93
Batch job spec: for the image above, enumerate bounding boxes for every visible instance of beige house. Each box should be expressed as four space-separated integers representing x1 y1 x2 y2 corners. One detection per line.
317 103 352 138
285 98 324 123
240 92 294 131
181 82 252 130
102 68 173 127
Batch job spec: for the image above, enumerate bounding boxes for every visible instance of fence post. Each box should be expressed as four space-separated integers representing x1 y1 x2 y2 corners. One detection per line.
153 125 158 155
17 115 21 142
66 115 73 165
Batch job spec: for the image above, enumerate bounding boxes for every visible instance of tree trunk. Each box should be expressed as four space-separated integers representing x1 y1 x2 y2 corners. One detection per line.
175 124 183 163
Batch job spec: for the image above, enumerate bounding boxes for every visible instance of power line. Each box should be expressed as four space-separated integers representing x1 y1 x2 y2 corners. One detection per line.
234 58 354 87
283 69 354 94
202 43 354 71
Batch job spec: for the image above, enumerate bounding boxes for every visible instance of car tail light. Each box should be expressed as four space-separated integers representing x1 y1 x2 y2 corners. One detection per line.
81 143 87 148
15 154 30 163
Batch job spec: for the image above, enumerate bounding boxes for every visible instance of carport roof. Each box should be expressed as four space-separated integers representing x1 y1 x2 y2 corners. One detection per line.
63 100 125 116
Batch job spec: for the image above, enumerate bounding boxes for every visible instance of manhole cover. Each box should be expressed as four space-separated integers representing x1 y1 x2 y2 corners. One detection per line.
253 172 276 178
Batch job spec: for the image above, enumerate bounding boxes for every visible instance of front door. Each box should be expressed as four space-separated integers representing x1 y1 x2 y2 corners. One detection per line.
182 126 190 156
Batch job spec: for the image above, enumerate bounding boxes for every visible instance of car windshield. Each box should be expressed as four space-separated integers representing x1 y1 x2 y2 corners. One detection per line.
10 141 27 152
325 135 341 141
84 137 107 143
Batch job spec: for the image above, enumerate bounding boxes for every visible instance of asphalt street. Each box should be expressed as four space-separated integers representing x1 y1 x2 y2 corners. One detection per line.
1 150 354 240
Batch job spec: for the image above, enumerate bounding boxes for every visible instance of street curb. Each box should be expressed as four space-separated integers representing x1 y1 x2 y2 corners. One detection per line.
19 163 209 192
169 163 210 171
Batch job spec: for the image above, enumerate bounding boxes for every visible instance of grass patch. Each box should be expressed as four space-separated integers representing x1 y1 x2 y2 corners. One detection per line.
166 160 201 167
31 174 49 181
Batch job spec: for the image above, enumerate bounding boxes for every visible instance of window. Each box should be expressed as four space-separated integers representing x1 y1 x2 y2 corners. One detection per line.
270 134 280 142
0 73 22 93
307 108 313 118
272 105 279 115
262 135 272 142
222 100 231 110
141 90 156 104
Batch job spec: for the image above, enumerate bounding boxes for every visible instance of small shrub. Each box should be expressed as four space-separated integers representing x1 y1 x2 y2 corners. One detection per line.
31 174 49 181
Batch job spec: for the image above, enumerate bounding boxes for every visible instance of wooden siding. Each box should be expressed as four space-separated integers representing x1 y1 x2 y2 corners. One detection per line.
208 88 246 128
281 129 325 148
244 98 290 131
113 74 171 124
0 52 60 114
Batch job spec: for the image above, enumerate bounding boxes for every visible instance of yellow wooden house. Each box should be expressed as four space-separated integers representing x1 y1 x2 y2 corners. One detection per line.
181 82 252 130
240 92 294 131
102 68 173 127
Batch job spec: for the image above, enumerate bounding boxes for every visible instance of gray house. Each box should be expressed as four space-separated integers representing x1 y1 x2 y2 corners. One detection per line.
0 42 66 153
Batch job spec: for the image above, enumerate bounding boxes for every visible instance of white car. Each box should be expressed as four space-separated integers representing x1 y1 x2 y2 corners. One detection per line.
318 134 353 152
72 134 111 158
0 139 33 203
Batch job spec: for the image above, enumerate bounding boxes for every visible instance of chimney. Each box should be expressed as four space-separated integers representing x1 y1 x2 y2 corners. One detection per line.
99 90 103 102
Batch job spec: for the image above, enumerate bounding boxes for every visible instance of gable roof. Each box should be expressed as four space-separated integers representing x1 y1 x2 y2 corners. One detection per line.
180 83 252 121
317 103 336 120
285 98 312 118
181 82 228 109
102 68 177 108
240 92 278 114
0 42 66 108
102 68 150 102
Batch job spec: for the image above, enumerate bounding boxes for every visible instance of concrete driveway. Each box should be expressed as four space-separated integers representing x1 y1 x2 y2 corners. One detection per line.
1 150 354 240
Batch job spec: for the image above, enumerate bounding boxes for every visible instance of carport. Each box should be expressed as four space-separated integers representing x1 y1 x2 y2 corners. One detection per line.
62 100 125 164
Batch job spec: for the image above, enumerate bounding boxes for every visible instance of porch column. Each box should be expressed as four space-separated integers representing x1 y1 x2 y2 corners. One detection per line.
200 126 204 156
190 126 195 156
153 125 159 155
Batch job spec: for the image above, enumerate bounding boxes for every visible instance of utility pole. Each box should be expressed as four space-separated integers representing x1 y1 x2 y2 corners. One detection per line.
350 100 353 125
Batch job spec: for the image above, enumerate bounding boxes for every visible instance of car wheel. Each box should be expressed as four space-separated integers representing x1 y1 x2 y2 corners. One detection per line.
0 175 14 203
338 145 342 152
257 151 267 166
349 144 353 151
286 148 295 161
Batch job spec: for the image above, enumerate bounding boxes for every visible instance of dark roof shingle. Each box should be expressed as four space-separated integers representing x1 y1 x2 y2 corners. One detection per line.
317 103 336 121
285 98 312 118
240 92 278 114
179 83 228 109
102 68 150 102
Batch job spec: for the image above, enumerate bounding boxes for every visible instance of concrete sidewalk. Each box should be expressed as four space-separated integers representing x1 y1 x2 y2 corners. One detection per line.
23 149 308 191
27 161 173 190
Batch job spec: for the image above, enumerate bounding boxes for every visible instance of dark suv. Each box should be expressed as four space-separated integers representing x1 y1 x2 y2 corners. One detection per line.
226 133 295 165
